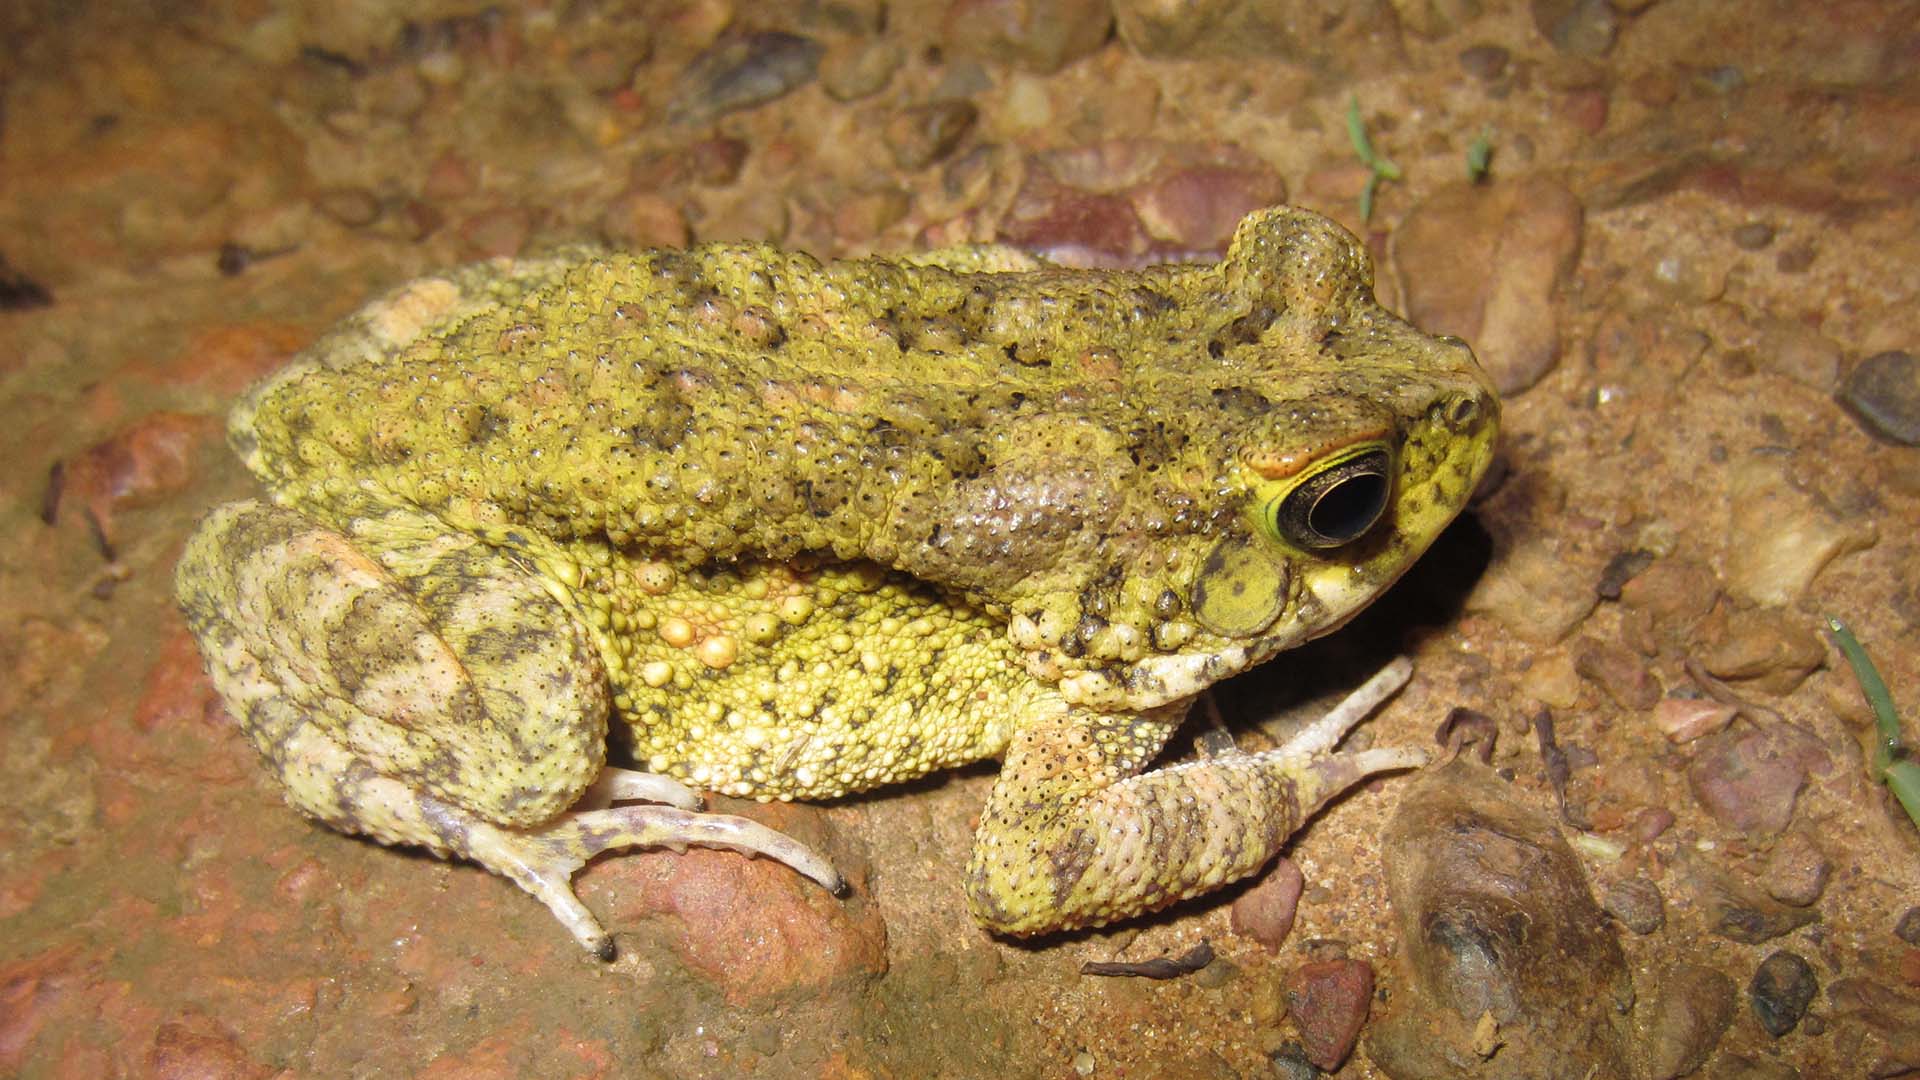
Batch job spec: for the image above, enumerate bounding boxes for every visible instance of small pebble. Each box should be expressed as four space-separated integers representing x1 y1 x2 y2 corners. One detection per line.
571 44 640 93
1268 1042 1318 1080
1635 807 1676 842
1231 859 1305 951
1467 539 1601 644
1532 0 1618 56
1699 609 1826 695
1643 964 1736 1080
1731 222 1776 250
600 192 689 249
1748 951 1817 1036
669 31 823 124
1596 549 1655 600
1687 727 1822 838
1653 696 1737 744
1618 556 1719 624
944 0 1111 73
885 101 979 170
1651 250 1726 302
1284 959 1372 1072
1753 318 1842 391
1838 350 1920 446
1458 43 1511 81
1575 640 1660 710
1603 876 1666 934
820 37 902 102
686 137 749 186
1897 906 1920 945
1761 833 1830 907
459 206 532 258
1775 243 1815 273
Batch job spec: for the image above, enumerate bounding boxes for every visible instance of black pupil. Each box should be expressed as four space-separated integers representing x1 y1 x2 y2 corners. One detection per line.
1307 470 1388 543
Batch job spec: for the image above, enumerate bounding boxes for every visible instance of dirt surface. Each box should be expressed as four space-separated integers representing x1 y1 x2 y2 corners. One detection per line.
3 2 1918 1077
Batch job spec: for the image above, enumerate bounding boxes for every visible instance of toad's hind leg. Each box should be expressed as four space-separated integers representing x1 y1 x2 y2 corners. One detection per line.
966 659 1426 935
176 501 839 957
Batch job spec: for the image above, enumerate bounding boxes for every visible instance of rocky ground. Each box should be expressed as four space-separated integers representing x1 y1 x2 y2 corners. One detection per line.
3 1 1918 1077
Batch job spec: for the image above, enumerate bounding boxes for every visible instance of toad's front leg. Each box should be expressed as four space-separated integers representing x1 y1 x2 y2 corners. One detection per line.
964 661 1424 935
175 501 840 959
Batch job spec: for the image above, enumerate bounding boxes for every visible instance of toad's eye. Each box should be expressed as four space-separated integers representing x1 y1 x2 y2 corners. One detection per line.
1261 445 1393 550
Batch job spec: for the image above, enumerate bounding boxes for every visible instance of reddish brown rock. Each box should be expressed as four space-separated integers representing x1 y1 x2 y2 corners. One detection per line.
1652 697 1737 744
686 136 750 186
600 192 690 250
1699 609 1826 696
1000 141 1288 263
1761 832 1830 908
422 150 479 201
1561 87 1610 135
1639 964 1736 1080
1574 639 1661 710
599 814 886 1004
1618 556 1719 627
1230 858 1304 951
53 412 219 545
1391 177 1585 395
1284 958 1373 1072
1132 164 1288 251
1687 727 1829 838
1001 176 1149 263
1901 949 1920 989
459 206 534 258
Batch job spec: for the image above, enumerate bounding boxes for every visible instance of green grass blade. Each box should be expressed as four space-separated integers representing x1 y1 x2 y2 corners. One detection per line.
1827 616 1901 774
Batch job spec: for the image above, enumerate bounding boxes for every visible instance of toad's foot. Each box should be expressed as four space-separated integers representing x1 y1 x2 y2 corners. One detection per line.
967 658 1427 935
464 771 846 959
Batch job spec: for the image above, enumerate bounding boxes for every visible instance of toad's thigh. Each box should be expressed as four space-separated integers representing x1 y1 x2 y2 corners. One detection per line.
176 500 608 830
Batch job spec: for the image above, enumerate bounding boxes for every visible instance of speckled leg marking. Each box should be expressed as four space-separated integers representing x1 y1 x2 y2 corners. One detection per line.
965 659 1424 935
176 501 841 957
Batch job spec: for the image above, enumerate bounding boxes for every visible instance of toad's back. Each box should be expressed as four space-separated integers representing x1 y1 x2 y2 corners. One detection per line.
231 209 1451 582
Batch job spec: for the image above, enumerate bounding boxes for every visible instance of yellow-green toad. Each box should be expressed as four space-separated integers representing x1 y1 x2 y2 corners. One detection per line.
175 207 1498 957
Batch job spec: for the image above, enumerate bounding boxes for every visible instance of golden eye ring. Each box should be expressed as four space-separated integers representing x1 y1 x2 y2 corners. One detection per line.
1264 446 1393 550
